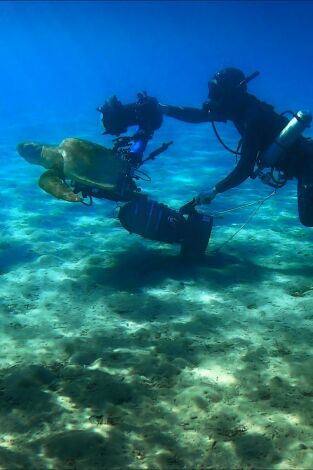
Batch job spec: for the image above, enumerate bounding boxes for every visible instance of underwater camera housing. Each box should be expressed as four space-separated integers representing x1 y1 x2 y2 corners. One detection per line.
97 92 163 136
118 194 213 258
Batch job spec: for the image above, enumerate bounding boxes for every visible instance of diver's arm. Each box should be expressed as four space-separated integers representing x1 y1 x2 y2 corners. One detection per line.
160 103 226 124
214 133 258 193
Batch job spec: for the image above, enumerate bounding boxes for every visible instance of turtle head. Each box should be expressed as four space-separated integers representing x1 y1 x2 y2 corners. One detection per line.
17 142 62 169
17 142 46 166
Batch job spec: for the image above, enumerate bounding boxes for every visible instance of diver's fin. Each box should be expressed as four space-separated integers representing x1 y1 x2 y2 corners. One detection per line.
39 170 83 202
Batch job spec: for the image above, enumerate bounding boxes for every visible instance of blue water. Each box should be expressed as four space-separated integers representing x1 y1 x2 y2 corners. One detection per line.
2 1 313 135
1 1 313 469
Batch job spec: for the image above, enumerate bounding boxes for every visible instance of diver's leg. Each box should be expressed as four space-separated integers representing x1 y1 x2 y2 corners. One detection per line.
297 179 313 227
297 149 313 227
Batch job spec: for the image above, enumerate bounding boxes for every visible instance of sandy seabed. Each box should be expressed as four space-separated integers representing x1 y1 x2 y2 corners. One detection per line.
1 121 313 469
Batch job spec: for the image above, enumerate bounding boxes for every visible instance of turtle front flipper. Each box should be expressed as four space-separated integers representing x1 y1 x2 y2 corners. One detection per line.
39 170 83 203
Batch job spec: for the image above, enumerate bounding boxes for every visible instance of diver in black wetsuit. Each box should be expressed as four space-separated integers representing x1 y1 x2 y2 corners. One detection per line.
160 68 313 227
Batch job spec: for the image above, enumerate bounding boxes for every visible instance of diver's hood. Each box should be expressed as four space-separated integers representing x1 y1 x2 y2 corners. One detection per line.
208 69 260 100
206 71 259 119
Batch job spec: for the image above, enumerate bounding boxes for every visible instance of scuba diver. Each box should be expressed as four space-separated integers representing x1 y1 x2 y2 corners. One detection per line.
160 68 313 227
17 92 213 258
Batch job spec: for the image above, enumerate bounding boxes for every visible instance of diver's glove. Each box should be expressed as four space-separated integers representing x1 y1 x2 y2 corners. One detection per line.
196 187 217 205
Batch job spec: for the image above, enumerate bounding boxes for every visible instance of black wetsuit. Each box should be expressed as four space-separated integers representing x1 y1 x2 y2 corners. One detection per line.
165 93 313 227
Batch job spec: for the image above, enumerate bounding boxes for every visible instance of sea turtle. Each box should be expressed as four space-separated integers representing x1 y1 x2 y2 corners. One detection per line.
17 138 132 203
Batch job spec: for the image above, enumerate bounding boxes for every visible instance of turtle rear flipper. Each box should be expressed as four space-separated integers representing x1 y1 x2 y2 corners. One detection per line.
39 170 83 202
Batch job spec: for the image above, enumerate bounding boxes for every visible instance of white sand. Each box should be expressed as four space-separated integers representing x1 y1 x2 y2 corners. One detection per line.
0 123 313 469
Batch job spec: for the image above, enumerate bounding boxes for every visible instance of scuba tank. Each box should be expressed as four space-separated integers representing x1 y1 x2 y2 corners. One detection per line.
262 110 312 166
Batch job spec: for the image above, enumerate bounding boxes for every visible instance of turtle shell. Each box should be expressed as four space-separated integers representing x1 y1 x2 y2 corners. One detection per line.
60 138 129 191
